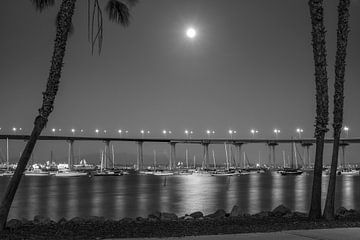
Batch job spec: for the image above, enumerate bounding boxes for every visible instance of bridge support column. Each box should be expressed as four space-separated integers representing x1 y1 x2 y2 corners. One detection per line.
104 140 111 169
267 142 278 168
202 143 210 169
169 142 176 170
234 143 242 168
340 142 349 168
67 140 74 171
136 141 143 171
301 142 313 168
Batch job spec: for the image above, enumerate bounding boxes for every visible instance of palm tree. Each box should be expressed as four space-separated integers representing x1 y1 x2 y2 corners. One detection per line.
323 0 351 220
307 0 329 220
0 0 137 230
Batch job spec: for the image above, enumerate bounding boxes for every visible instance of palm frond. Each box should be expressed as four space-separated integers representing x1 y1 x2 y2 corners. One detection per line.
106 0 132 26
30 0 55 12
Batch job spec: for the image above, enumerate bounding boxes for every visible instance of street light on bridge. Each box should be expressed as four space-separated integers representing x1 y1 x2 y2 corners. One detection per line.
296 128 304 139
343 126 349 138
250 129 259 138
95 129 99 136
228 129 236 139
273 129 280 139
52 128 56 136
71 128 75 136
140 129 145 138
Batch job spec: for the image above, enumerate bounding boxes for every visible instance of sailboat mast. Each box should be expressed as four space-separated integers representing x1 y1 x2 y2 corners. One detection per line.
100 150 104 172
112 144 115 169
258 151 261 167
224 143 229 170
153 149 157 171
185 148 189 169
291 141 294 169
243 151 246 169
193 155 196 169
294 143 298 169
282 150 286 168
212 149 216 169
6 138 9 171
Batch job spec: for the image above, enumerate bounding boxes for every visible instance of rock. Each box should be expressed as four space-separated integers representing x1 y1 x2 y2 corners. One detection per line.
20 218 31 225
207 209 226 219
7 219 22 229
293 211 307 218
230 205 245 217
120 217 133 223
184 216 193 220
272 204 291 216
283 212 294 218
160 212 178 221
69 217 85 224
190 211 203 219
136 217 145 222
85 216 105 223
57 217 67 225
336 206 348 216
33 215 51 225
148 211 161 220
254 211 271 218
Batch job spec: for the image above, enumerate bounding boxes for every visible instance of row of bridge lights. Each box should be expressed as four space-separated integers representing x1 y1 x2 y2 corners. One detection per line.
0 126 351 138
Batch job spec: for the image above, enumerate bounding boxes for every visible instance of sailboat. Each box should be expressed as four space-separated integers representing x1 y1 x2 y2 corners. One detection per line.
0 138 14 177
94 149 121 176
55 143 88 177
279 142 303 176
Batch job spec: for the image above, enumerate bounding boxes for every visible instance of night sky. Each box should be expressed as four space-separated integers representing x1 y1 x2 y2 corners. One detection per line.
0 0 360 165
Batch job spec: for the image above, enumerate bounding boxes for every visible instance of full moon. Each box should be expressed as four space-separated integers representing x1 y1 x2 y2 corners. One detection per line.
186 28 197 38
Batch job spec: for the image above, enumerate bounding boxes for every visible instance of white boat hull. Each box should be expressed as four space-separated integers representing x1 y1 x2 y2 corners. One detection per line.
54 171 88 177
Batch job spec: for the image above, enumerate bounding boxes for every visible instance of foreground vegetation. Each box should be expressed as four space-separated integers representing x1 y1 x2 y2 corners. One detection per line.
1 205 360 239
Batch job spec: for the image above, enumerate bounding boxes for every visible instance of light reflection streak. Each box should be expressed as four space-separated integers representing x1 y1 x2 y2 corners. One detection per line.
248 174 260 213
271 174 283 209
90 177 102 217
342 176 354 209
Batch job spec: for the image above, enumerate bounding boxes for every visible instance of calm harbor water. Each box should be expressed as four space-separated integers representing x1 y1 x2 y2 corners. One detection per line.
1 173 360 220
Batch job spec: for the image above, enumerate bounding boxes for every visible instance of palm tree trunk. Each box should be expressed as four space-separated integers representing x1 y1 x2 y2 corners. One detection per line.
308 0 329 220
0 0 76 230
323 0 350 220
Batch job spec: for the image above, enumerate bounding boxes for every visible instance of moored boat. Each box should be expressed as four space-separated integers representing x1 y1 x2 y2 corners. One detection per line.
278 168 303 176
54 170 88 177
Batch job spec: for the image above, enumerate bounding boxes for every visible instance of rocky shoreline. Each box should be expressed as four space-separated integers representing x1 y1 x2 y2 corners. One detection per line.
1 205 360 239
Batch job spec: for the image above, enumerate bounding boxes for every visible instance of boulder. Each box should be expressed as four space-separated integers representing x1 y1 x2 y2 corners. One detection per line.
85 216 105 223
283 212 294 218
293 211 307 218
254 211 271 218
207 209 226 219
160 212 178 221
119 217 133 223
148 211 161 220
230 205 245 217
136 217 145 222
190 211 203 219
7 219 22 229
20 218 31 225
69 217 85 224
272 204 291 216
57 217 67 225
33 215 51 225
336 206 348 216
184 216 194 220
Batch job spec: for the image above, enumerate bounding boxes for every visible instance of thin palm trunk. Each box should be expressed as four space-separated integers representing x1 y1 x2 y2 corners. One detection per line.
308 0 329 220
0 0 76 230
323 0 350 220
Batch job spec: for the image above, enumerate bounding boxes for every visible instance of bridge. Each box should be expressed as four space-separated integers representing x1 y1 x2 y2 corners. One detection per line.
0 135 356 171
